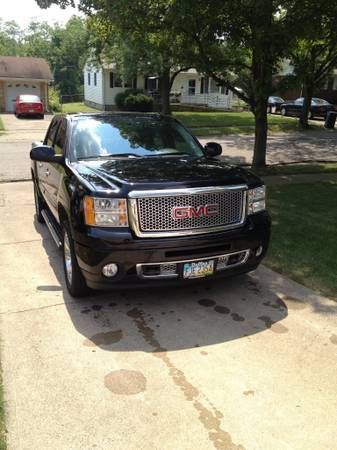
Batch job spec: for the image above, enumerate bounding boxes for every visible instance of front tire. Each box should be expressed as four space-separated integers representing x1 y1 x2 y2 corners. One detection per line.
280 107 287 116
62 222 90 298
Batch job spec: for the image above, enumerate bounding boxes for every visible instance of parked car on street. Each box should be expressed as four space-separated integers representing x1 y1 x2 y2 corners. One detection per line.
267 96 285 113
280 97 333 119
30 112 270 297
15 94 44 119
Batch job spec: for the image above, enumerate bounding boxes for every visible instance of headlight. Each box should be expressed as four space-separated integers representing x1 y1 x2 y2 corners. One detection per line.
248 186 266 214
83 196 128 227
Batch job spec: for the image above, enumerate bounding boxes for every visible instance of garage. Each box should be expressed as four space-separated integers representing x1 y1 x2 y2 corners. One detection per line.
5 82 40 112
0 56 53 112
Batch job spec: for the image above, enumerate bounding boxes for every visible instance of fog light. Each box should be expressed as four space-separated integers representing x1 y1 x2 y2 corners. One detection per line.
102 263 118 278
256 245 263 257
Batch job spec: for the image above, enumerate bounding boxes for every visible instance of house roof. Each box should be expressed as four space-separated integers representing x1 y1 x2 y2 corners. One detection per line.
0 56 53 80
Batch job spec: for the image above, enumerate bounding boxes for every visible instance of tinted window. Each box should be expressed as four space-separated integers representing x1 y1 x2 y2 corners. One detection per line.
45 118 60 146
71 115 203 160
19 95 41 102
295 98 304 105
312 98 330 105
54 119 67 155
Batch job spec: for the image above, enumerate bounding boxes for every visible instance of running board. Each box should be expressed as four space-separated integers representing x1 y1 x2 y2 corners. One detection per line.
41 209 62 248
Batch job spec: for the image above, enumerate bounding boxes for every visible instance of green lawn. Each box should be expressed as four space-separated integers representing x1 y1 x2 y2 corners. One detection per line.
252 162 337 177
0 117 4 135
61 102 98 113
266 182 337 299
58 103 319 135
173 111 320 135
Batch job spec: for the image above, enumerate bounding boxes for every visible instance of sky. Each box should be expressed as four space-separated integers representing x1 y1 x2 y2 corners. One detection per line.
1 0 82 28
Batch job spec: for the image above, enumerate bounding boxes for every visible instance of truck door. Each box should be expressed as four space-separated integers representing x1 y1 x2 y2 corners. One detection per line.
37 117 60 210
47 118 68 221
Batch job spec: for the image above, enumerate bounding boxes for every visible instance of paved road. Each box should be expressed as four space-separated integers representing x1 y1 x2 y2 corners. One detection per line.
199 129 337 165
0 114 51 182
1 181 337 450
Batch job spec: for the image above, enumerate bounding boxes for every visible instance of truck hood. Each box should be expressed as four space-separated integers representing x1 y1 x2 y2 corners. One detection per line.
71 157 261 191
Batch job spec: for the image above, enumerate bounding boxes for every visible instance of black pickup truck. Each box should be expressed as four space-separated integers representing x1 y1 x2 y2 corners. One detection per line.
30 112 270 297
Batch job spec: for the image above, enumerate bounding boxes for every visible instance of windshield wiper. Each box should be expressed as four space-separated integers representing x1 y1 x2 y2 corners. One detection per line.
78 153 141 160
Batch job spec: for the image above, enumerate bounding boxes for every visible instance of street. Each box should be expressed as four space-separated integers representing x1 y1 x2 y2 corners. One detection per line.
0 181 337 449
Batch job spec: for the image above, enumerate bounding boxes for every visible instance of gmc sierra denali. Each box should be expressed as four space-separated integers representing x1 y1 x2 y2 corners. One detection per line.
30 112 271 297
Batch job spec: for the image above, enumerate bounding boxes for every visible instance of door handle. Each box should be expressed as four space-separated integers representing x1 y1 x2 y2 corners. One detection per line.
45 168 50 177
38 162 43 168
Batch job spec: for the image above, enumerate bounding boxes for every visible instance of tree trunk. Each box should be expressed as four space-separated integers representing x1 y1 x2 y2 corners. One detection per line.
252 100 268 168
299 83 313 128
160 68 171 115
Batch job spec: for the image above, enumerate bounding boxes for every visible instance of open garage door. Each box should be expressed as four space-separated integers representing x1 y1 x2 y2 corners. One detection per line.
5 82 39 112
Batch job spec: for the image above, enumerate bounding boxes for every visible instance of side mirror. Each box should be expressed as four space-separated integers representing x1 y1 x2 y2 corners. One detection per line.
30 145 64 164
204 142 222 157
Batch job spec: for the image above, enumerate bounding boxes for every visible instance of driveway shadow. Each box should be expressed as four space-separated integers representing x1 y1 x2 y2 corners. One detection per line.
34 219 289 353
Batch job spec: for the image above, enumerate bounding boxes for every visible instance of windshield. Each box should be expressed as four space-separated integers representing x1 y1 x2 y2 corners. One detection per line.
269 96 284 102
71 115 204 160
19 95 41 103
312 98 330 105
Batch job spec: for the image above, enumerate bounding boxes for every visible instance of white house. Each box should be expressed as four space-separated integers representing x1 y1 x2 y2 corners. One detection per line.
83 62 237 110
170 69 237 109
83 62 145 110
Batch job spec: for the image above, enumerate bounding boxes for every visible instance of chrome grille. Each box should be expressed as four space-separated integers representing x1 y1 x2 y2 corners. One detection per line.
129 186 247 237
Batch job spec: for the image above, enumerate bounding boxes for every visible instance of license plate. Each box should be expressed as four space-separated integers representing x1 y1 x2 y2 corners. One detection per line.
183 259 214 279
29 109 34 112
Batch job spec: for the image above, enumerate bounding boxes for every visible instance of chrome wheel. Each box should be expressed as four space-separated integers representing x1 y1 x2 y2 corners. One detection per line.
63 231 73 284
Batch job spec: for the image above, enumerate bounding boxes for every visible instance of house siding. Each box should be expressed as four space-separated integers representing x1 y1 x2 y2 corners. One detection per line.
84 65 103 105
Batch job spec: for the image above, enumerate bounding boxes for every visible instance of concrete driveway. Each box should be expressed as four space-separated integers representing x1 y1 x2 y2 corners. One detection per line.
1 181 337 450
0 113 51 182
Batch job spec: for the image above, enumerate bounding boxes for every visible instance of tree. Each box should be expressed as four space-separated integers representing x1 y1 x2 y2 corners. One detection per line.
35 0 297 168
83 2 196 114
36 0 197 115
0 16 89 96
286 1 337 127
169 0 294 168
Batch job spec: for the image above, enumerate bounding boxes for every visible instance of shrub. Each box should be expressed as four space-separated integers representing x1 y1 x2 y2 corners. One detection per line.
48 86 61 112
115 89 153 112
115 89 143 110
124 93 154 112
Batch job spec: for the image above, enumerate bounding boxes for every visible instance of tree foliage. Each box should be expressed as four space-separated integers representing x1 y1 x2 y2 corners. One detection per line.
0 17 89 96
285 1 337 126
34 0 337 168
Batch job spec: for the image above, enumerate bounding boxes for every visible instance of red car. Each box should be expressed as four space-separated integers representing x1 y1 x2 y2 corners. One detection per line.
15 94 44 119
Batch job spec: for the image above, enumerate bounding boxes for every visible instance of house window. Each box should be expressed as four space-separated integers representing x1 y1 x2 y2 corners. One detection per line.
200 77 209 94
94 72 97 86
109 72 122 88
188 79 196 95
87 72 91 86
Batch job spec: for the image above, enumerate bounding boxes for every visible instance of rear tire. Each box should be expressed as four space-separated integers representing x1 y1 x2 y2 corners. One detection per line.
62 222 90 298
33 182 45 224
40 114 44 120
280 107 287 116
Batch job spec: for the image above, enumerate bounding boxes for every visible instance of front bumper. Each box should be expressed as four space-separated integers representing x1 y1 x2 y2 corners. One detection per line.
73 212 271 290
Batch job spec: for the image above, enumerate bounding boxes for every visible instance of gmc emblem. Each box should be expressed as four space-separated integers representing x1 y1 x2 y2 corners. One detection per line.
171 204 219 220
